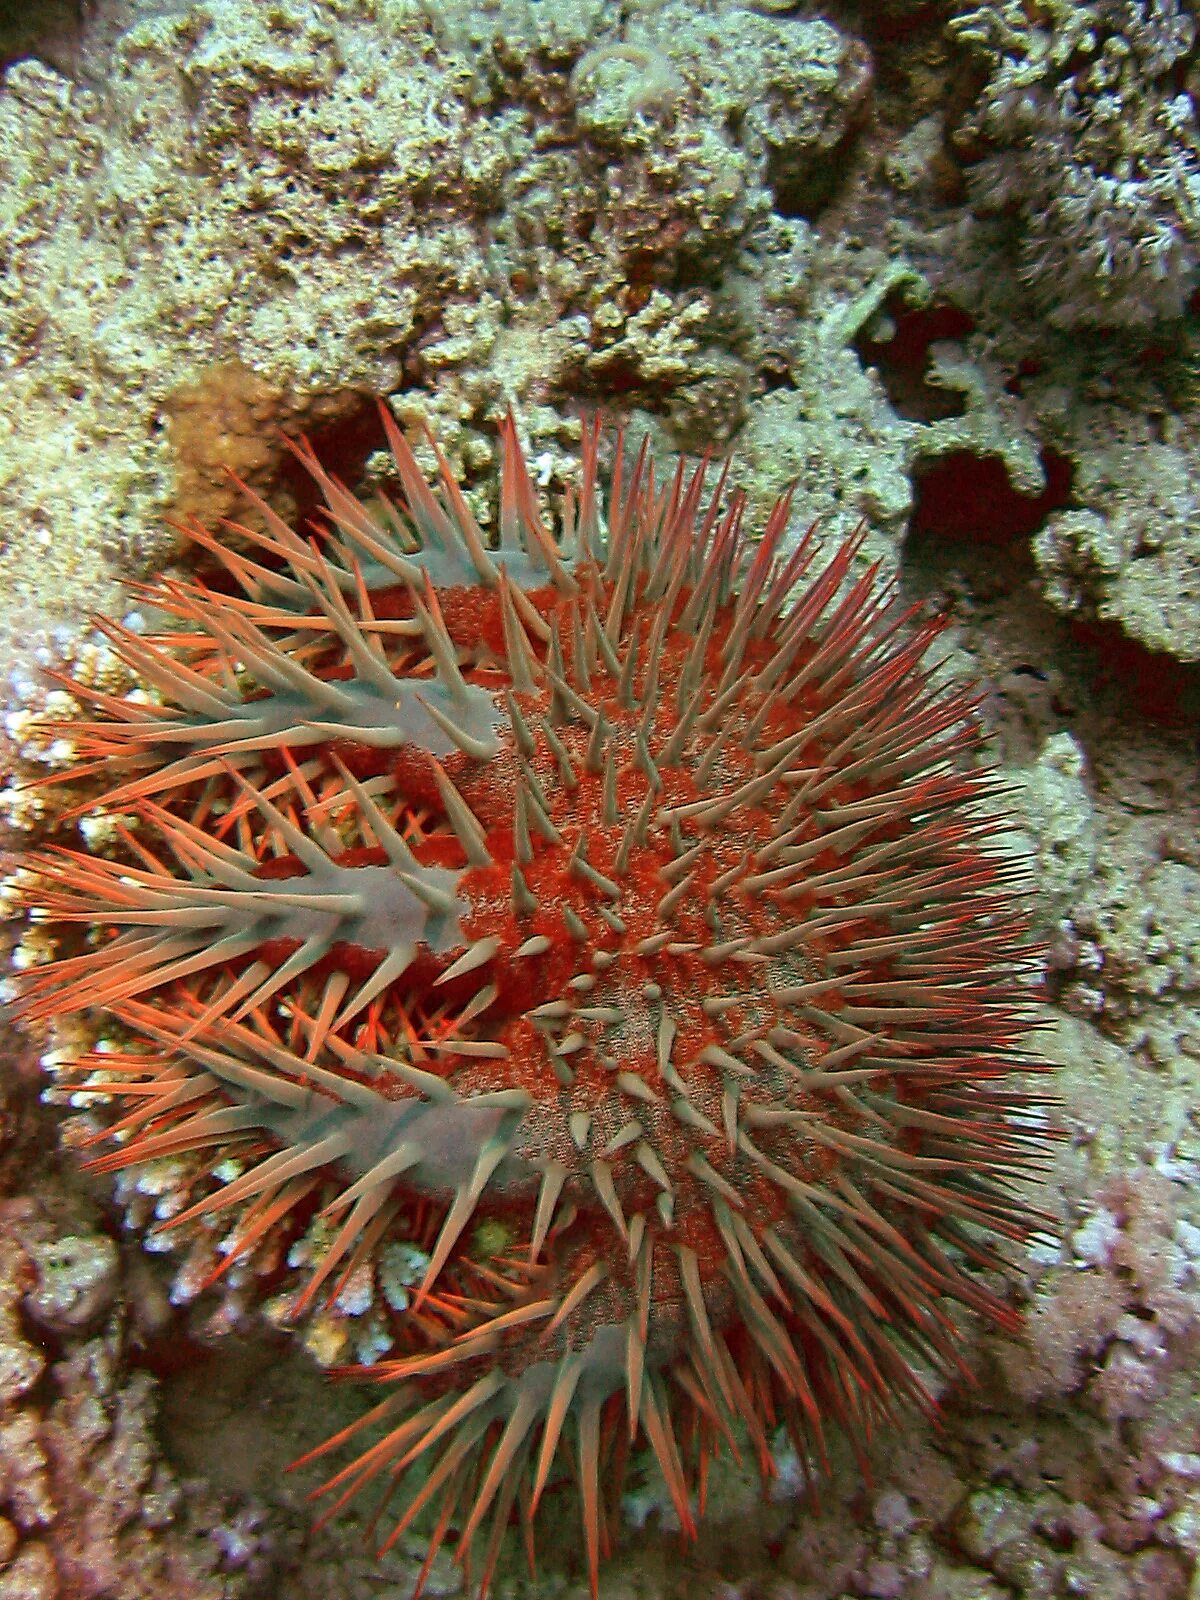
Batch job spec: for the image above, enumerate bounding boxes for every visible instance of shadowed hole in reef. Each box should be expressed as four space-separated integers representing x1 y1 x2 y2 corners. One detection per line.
768 131 861 218
1067 617 1200 730
908 447 1074 549
900 446 1075 757
0 0 85 74
904 444 1200 736
276 392 389 535
855 299 976 422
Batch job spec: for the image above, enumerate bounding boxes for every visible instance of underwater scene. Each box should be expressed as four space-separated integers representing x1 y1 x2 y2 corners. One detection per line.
0 2 1198 1597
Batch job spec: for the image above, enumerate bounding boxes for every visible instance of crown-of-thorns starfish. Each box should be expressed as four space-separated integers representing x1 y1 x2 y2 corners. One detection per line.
16 405 1050 1597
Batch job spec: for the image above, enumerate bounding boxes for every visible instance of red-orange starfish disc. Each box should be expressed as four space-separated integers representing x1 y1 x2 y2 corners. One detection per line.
15 408 1050 1597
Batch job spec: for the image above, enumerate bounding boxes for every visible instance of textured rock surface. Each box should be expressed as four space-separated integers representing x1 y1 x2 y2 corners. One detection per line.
951 0 1200 329
1 0 1199 1596
1033 418 1200 662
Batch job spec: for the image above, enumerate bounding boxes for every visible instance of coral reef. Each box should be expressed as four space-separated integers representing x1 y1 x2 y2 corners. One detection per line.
1 0 1199 1594
0 0 873 682
0 0 1050 708
0 1197 265 1599
1031 406 1200 661
951 0 1200 330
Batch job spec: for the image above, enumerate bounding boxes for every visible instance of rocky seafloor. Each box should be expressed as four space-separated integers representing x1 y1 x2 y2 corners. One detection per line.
0 1 1198 1596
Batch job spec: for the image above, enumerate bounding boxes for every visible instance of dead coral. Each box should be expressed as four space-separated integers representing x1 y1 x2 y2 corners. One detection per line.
0 1196 268 1597
951 0 1200 328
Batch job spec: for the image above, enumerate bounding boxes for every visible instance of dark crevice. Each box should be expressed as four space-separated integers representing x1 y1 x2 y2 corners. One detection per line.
275 394 389 535
1003 357 1043 397
757 354 796 395
902 447 1200 744
767 127 861 220
838 0 950 46
0 0 88 75
856 299 975 421
1065 617 1200 732
908 447 1074 547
